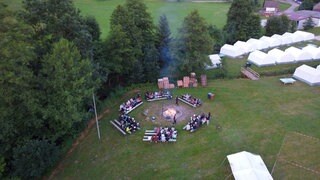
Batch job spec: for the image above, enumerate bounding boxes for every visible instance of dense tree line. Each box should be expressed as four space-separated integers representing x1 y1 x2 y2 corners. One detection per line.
0 0 301 178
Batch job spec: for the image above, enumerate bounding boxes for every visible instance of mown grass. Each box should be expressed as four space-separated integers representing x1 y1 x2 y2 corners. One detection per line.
53 75 320 179
74 0 230 38
279 2 291 11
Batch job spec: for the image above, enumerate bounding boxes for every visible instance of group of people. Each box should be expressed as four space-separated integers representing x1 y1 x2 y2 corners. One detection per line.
183 113 210 132
118 114 140 134
181 94 202 107
145 90 172 100
119 94 142 114
151 126 177 142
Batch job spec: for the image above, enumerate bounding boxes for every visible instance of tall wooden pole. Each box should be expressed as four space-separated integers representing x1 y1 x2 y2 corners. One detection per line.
93 93 101 140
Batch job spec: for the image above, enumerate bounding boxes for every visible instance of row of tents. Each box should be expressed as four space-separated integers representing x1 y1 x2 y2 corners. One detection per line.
248 45 320 67
293 64 320 86
220 31 315 58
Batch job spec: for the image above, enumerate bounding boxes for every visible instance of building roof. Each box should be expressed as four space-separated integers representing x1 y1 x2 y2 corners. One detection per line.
285 10 320 21
313 2 320 11
264 1 279 8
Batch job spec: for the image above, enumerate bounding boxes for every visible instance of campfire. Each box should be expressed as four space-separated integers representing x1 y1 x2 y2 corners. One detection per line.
163 108 177 120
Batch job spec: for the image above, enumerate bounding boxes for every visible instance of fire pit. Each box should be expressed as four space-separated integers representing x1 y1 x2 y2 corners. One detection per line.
163 108 177 120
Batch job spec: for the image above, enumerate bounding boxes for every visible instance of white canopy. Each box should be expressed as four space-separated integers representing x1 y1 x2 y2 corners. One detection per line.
293 31 315 41
247 38 269 51
227 151 273 180
268 48 295 64
293 64 320 86
317 65 320 70
285 46 313 62
302 45 320 60
248 50 276 67
220 44 244 58
282 32 294 44
260 36 279 48
271 34 286 45
234 41 254 53
206 54 221 69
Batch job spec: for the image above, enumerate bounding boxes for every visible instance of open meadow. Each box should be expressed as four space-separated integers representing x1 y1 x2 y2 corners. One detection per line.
52 74 320 179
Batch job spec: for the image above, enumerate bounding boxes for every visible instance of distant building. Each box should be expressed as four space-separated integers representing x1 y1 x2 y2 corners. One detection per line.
285 10 320 29
313 2 320 12
263 0 279 16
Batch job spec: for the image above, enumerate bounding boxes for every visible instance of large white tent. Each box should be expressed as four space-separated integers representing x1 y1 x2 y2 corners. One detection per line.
271 34 286 45
317 64 320 70
302 45 320 60
227 151 273 180
247 38 269 51
282 32 294 44
293 31 315 41
248 50 276 67
220 44 244 58
206 54 221 69
293 64 320 86
268 48 295 64
285 46 313 62
260 36 279 48
234 41 254 53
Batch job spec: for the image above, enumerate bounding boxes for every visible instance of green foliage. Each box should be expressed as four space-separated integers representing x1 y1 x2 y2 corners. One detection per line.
224 0 261 43
174 10 213 75
208 25 226 53
156 14 172 71
303 17 316 30
265 15 291 36
298 0 314 10
12 140 60 179
39 39 94 140
0 156 5 178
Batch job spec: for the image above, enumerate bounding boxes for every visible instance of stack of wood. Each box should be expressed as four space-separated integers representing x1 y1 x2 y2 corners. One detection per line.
183 76 190 87
201 74 207 87
189 72 198 87
177 80 183 88
158 77 175 89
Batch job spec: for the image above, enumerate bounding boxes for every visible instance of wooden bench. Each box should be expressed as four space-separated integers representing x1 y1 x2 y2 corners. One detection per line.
178 97 197 108
110 120 126 135
124 101 143 114
146 97 167 102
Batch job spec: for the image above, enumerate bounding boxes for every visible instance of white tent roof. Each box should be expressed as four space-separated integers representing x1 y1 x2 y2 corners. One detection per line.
234 41 254 53
248 50 276 67
302 45 320 59
227 151 273 180
293 31 315 41
271 34 286 45
317 65 320 70
206 54 221 69
285 46 313 62
220 44 244 58
293 64 320 86
247 38 269 51
269 36 282 47
282 32 294 44
268 48 295 64
260 36 279 48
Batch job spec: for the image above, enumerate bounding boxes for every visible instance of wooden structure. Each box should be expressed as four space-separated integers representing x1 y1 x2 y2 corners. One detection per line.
201 75 207 87
241 67 260 80
158 77 175 89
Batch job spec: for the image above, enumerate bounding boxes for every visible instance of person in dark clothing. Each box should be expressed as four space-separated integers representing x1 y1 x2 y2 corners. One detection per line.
175 96 179 105
173 114 177 125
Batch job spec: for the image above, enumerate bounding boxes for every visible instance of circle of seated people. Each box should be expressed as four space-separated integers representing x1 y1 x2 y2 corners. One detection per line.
119 114 140 134
179 93 202 107
183 113 210 132
119 94 143 114
143 127 177 142
145 90 172 101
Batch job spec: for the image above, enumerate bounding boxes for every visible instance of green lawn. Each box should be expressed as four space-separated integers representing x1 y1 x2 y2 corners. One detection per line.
279 2 291 11
74 0 230 38
52 75 320 179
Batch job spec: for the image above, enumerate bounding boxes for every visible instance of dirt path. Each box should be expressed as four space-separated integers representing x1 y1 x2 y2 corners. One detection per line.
47 108 110 180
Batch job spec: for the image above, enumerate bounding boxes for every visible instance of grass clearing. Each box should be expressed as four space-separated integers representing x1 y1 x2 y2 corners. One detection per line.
279 2 291 11
52 76 320 179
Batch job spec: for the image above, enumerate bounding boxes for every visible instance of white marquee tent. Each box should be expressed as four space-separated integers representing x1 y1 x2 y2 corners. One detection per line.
317 64 320 70
293 64 320 86
247 38 269 51
271 34 286 45
220 44 244 58
227 151 273 180
293 31 315 41
285 46 313 62
260 36 279 48
268 48 295 64
282 32 294 44
302 45 320 60
206 54 221 69
248 50 276 67
234 41 254 53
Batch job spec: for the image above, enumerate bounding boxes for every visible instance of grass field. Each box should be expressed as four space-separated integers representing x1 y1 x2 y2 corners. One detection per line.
52 74 320 179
